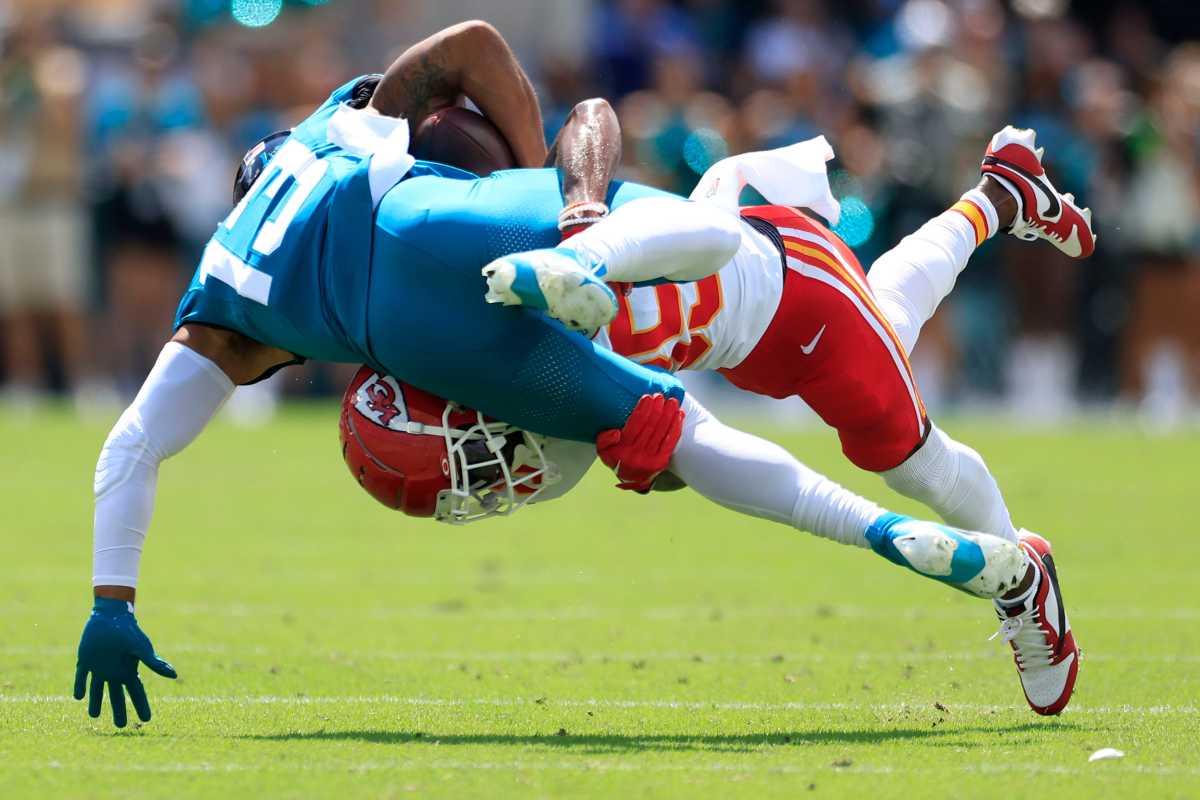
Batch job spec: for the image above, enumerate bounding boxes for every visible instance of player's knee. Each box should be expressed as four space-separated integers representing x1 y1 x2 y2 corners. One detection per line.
842 416 926 474
877 425 954 503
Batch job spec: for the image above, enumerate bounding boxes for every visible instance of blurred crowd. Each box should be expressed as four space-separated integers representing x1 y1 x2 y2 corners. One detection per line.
1 0 1198 422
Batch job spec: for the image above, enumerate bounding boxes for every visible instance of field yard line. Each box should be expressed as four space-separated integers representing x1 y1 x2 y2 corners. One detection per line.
6 602 1199 622
3 694 1196 715
20 759 1200 778
4 644 1199 664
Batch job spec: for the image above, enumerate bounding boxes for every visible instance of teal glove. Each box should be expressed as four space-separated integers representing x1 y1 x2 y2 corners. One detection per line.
73 597 177 728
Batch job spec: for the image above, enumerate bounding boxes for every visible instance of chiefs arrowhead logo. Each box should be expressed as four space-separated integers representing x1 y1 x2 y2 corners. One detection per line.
354 372 410 430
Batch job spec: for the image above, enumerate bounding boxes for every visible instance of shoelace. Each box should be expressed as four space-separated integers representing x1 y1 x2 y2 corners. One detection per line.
1010 215 1068 245
990 607 1055 670
1010 217 1063 244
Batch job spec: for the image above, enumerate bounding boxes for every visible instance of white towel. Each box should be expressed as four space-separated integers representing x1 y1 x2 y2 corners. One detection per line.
688 135 841 226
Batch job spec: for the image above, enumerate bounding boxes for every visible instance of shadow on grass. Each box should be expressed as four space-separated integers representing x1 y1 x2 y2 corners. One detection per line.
240 722 1079 754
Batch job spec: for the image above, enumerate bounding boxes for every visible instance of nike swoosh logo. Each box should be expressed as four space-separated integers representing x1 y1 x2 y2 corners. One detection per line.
983 154 1061 220
800 324 826 355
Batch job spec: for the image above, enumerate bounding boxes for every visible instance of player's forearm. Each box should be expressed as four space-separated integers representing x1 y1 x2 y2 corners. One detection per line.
91 343 234 596
551 99 622 221
455 24 545 168
371 21 547 167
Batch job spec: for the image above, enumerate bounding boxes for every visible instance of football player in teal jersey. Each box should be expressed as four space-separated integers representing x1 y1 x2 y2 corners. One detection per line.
74 21 750 729
73 20 1074 730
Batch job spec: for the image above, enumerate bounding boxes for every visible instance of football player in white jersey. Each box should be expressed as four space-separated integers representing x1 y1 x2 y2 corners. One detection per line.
346 124 1095 716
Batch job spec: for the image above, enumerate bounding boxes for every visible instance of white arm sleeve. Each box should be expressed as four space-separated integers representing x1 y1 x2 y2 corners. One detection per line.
566 196 742 284
92 343 234 587
667 395 884 547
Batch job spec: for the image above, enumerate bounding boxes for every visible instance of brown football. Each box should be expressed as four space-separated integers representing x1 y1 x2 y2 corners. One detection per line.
410 106 517 176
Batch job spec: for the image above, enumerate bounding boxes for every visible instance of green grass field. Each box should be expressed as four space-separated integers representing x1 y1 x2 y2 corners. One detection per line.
1 405 1197 799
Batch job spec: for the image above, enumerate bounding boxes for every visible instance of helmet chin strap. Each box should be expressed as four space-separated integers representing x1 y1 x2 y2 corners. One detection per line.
434 402 560 524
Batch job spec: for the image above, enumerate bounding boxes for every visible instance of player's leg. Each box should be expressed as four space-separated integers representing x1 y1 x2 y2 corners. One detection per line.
726 206 1017 540
394 167 739 333
666 394 1026 599
480 195 743 333
857 180 1018 538
482 196 743 330
866 179 1012 355
824 214 1020 541
862 129 1095 540
368 208 683 442
613 396 1062 710
766 185 1019 539
868 124 1097 354
854 133 1089 713
879 424 1015 541
484 103 745 326
550 98 622 235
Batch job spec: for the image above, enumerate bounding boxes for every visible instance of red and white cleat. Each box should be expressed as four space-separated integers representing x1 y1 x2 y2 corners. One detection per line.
981 126 1096 258
992 531 1080 716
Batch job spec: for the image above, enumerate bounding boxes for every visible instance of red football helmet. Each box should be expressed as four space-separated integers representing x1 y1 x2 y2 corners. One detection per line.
339 366 565 523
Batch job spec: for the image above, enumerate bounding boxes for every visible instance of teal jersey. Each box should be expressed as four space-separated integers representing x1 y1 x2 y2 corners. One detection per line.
174 75 472 361
171 75 687 440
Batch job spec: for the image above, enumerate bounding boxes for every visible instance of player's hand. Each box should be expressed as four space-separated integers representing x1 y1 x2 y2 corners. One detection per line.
73 597 177 728
597 393 685 493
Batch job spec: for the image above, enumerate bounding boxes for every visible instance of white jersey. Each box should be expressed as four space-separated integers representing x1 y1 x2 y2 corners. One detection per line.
592 218 783 373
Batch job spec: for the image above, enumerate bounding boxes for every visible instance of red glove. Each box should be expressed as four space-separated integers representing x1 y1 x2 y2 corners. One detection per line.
596 394 685 493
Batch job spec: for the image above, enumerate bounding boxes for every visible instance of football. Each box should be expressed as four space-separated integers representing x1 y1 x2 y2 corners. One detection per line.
410 106 517 176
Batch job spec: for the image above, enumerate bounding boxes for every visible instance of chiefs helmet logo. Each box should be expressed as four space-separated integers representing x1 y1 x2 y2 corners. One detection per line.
354 372 410 431
367 381 401 426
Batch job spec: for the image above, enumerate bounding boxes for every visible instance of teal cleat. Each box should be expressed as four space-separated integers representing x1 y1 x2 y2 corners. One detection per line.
865 513 1027 598
482 247 617 334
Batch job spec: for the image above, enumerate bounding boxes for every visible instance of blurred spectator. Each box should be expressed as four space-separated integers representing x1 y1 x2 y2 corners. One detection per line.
1122 45 1200 423
0 10 90 409
743 0 852 87
0 0 1196 422
592 0 699 96
618 46 736 193
85 20 206 392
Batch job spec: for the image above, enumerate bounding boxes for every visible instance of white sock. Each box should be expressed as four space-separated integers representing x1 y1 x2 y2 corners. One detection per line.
868 189 1000 356
880 425 1017 543
567 196 742 284
93 343 234 587
668 394 884 547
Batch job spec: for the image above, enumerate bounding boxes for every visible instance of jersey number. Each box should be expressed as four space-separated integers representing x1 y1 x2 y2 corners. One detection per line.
201 138 327 305
609 275 723 371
